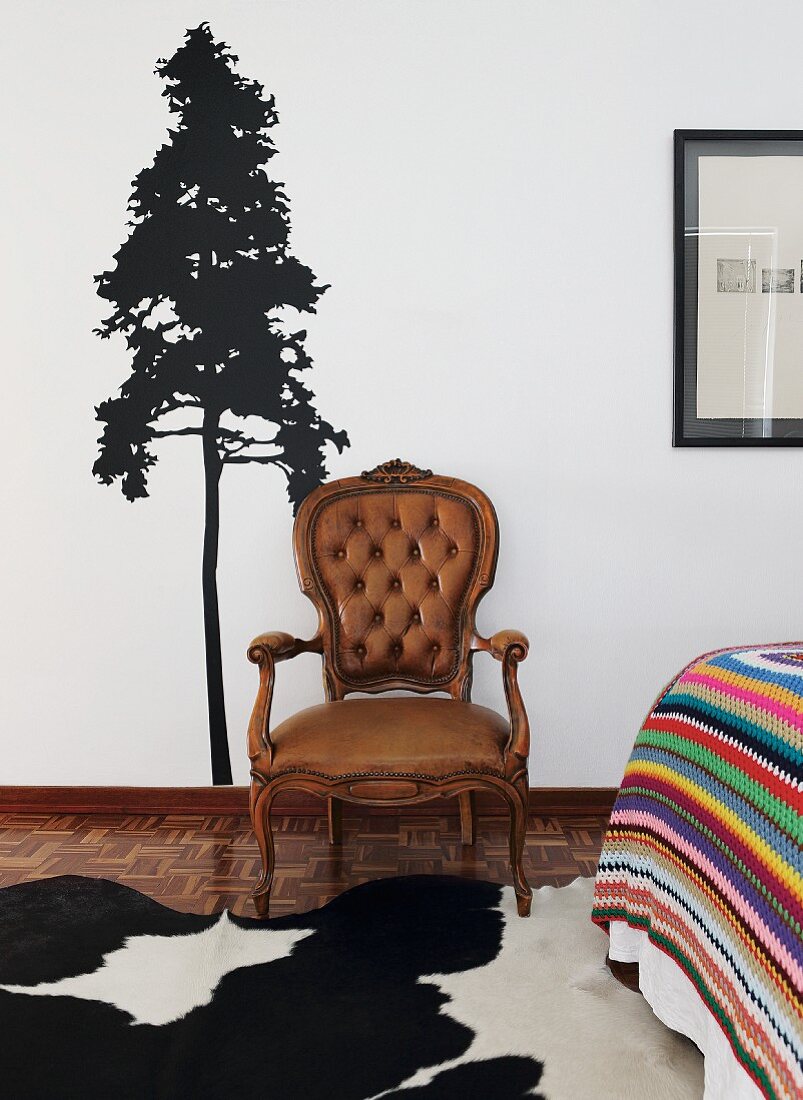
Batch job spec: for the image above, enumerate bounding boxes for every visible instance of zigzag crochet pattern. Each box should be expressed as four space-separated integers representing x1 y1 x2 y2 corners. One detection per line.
592 644 802 1100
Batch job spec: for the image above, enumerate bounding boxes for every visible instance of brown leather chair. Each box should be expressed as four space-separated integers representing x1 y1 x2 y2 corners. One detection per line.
246 460 532 917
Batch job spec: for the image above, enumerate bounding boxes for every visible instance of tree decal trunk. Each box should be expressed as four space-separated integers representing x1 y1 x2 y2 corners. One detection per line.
92 24 349 783
201 409 231 785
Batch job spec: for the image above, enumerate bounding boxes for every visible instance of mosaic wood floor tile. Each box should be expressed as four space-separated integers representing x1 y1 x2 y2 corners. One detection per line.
0 810 609 916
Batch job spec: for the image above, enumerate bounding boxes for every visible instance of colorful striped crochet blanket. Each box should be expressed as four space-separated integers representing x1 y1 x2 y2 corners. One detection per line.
592 644 802 1100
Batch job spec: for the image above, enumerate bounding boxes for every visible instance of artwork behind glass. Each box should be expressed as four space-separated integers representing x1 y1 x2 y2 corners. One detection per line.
674 131 803 445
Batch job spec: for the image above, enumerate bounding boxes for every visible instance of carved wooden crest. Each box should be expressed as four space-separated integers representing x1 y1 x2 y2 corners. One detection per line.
360 459 433 484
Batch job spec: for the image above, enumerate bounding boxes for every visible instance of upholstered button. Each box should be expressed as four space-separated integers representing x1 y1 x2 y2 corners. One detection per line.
355 519 363 528
391 519 401 528
392 579 401 589
355 580 364 590
449 546 458 556
411 547 420 558
374 613 382 623
336 549 346 560
373 548 382 558
430 579 438 589
432 643 440 652
431 517 439 527
412 612 421 623
393 644 402 656
356 644 366 656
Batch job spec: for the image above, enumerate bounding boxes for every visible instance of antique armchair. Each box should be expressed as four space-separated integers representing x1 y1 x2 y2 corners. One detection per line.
246 460 532 917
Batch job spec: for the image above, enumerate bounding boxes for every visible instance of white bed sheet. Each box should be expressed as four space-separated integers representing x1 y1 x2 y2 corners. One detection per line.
609 921 764 1100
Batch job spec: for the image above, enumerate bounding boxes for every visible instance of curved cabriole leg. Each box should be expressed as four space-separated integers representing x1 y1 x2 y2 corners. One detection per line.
251 781 276 918
507 776 532 917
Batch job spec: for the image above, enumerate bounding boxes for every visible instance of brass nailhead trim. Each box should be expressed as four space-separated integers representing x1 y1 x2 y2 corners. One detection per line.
270 766 505 781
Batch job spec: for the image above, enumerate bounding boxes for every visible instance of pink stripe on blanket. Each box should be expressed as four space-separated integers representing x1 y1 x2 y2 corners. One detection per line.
612 808 803 988
683 673 803 733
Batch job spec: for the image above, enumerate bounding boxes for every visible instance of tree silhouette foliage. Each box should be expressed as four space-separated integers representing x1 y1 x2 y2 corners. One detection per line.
93 24 348 782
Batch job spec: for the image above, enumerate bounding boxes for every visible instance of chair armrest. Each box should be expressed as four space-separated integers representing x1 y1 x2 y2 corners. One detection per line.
487 629 529 662
473 630 531 767
246 632 323 763
247 632 322 663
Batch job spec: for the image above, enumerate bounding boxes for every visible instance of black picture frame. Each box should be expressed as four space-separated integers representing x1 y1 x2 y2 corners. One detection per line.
673 129 803 446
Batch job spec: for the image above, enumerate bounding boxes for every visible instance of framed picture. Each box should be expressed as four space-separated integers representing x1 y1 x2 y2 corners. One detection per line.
674 129 803 445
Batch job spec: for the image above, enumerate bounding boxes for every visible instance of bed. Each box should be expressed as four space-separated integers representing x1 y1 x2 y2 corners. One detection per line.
592 644 802 1100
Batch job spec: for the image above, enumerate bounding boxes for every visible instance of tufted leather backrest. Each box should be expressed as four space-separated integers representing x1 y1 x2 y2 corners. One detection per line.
294 462 499 700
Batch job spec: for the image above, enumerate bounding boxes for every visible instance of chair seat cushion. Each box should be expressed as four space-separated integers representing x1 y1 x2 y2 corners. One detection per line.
267 697 510 780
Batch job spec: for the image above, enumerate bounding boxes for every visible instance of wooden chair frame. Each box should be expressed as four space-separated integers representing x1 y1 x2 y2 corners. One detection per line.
246 460 532 916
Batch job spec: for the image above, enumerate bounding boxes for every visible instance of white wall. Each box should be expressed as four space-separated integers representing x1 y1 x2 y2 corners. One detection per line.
2 0 801 787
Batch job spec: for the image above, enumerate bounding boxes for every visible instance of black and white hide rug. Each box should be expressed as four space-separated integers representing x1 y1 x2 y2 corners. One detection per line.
0 875 702 1099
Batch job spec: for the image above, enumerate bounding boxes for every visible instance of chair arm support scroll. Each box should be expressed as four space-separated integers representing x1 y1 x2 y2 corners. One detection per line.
246 632 323 764
487 629 529 662
473 629 531 764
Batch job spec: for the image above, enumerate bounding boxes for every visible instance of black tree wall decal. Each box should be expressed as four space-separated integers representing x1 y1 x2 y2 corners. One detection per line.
93 24 348 784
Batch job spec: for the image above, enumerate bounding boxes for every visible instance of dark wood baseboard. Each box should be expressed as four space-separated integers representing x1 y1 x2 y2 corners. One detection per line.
0 785 617 817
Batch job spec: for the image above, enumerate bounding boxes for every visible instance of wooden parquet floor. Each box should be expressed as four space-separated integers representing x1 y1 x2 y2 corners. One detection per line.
0 810 609 917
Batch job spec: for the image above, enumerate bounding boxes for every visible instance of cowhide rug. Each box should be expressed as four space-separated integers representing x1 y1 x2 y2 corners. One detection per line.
0 874 702 1099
